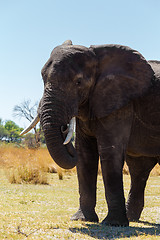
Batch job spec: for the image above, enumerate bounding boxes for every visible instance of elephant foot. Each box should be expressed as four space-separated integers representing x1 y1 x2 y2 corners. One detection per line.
71 208 99 222
126 203 142 222
127 210 141 222
102 212 129 227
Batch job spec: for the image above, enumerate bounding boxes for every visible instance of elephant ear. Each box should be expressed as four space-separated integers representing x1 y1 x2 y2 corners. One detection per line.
90 44 154 118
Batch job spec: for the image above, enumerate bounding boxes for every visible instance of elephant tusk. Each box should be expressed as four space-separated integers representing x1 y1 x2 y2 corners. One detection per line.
63 117 76 145
20 115 40 136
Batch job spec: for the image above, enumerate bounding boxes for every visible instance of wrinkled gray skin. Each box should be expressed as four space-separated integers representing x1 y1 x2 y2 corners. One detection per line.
39 40 159 226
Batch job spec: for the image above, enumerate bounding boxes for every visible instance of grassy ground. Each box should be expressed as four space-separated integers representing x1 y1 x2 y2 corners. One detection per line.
0 145 160 239
0 169 160 239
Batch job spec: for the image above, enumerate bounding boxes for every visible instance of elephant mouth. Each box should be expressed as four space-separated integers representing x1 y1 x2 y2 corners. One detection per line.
61 124 69 133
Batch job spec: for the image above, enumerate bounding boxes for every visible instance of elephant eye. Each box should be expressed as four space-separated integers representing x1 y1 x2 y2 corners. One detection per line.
76 78 82 86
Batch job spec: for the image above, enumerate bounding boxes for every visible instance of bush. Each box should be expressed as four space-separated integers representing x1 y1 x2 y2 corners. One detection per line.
23 133 40 149
6 165 48 185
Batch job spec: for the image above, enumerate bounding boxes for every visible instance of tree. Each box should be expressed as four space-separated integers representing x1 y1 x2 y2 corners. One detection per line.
0 121 9 140
13 99 38 122
4 120 22 142
13 99 39 133
13 99 42 147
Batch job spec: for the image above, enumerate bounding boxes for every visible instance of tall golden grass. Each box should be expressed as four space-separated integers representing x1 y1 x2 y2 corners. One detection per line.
0 144 67 184
0 143 159 184
0 144 57 170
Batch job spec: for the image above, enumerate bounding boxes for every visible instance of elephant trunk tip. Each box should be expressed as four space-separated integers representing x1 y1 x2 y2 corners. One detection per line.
47 146 78 170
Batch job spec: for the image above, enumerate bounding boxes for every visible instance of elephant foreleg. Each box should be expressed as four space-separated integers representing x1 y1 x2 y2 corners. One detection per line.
126 155 157 221
95 107 133 226
71 123 99 222
99 146 129 226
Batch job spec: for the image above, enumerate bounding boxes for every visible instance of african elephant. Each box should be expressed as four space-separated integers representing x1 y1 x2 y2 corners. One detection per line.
21 40 159 226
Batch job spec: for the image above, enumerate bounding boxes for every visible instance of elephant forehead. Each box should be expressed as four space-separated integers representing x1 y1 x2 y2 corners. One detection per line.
42 55 96 84
50 45 91 61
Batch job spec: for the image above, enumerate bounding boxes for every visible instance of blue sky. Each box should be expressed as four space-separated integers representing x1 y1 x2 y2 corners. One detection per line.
1 0 160 127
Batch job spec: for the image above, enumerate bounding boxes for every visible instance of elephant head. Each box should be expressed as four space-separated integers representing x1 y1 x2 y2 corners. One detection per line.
21 41 153 169
39 40 97 169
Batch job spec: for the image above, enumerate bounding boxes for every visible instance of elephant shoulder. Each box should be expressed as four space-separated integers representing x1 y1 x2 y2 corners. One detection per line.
90 44 154 119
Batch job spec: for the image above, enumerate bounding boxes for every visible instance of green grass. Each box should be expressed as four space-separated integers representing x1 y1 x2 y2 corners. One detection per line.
0 169 160 239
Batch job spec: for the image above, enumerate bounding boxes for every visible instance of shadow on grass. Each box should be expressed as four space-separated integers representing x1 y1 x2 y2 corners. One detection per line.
70 221 160 239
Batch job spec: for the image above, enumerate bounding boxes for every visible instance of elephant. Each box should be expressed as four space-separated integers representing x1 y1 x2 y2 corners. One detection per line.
21 40 160 226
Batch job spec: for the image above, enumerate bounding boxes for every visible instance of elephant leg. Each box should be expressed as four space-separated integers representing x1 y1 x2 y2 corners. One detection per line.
99 145 129 226
71 124 99 222
95 107 133 227
126 155 157 221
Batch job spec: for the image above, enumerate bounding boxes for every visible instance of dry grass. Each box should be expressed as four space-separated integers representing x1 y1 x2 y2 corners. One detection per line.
6 166 49 184
150 164 160 176
0 144 160 238
0 170 160 239
0 143 57 171
0 143 65 184
0 144 160 185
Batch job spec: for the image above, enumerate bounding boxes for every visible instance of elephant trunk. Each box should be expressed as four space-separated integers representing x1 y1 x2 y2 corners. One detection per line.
40 93 77 169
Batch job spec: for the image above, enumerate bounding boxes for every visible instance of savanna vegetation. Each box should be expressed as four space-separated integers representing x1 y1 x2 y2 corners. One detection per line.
0 143 160 239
